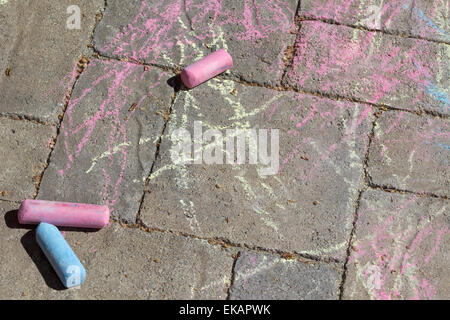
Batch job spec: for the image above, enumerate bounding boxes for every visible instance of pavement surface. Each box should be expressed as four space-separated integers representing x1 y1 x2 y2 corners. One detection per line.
0 0 448 300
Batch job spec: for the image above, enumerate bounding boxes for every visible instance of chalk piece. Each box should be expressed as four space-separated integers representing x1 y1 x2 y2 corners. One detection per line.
36 222 86 288
181 49 233 88
18 199 109 229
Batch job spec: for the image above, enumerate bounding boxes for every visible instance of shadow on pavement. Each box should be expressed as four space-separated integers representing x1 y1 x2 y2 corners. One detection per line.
4 210 34 230
20 230 66 291
4 209 97 291
167 74 189 92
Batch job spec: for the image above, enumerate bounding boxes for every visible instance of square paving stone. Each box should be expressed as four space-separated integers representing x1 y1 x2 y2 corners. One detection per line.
343 189 449 300
93 0 298 86
0 118 56 202
140 78 374 261
37 59 173 222
368 111 449 197
228 251 341 299
300 0 450 44
284 21 449 116
0 0 103 123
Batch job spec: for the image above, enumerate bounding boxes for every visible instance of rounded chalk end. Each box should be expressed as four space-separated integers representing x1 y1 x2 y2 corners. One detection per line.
218 49 233 67
36 221 57 234
226 51 233 67
101 206 111 228
180 68 197 89
17 199 32 224
64 265 86 289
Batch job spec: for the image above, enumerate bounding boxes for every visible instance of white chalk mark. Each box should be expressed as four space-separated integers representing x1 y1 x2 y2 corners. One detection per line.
86 135 156 174
85 142 130 173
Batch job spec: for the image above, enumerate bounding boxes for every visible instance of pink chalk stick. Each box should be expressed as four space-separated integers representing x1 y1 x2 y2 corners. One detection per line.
18 199 110 229
181 49 233 88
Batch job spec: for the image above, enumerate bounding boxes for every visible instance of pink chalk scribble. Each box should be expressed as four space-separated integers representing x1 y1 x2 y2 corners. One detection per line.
43 0 448 299
56 60 167 210
349 194 448 300
276 94 372 183
286 16 448 116
301 0 449 43
242 255 258 290
49 0 297 214
98 0 295 68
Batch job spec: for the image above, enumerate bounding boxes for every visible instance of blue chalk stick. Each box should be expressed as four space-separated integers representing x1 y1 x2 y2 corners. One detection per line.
35 222 86 288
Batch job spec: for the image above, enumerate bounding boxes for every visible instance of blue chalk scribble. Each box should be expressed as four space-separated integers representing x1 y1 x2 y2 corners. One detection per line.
412 62 450 112
437 143 450 150
425 80 450 107
414 8 450 41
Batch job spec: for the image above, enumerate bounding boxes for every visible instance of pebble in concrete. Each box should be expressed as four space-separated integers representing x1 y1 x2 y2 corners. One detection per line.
140 78 373 261
228 251 341 299
93 0 298 86
300 0 450 44
343 189 449 300
0 0 104 123
368 111 449 197
0 118 55 202
284 21 449 116
38 59 173 222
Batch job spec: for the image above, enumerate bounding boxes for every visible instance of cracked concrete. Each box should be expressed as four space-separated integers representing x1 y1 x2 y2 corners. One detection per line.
0 0 448 300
